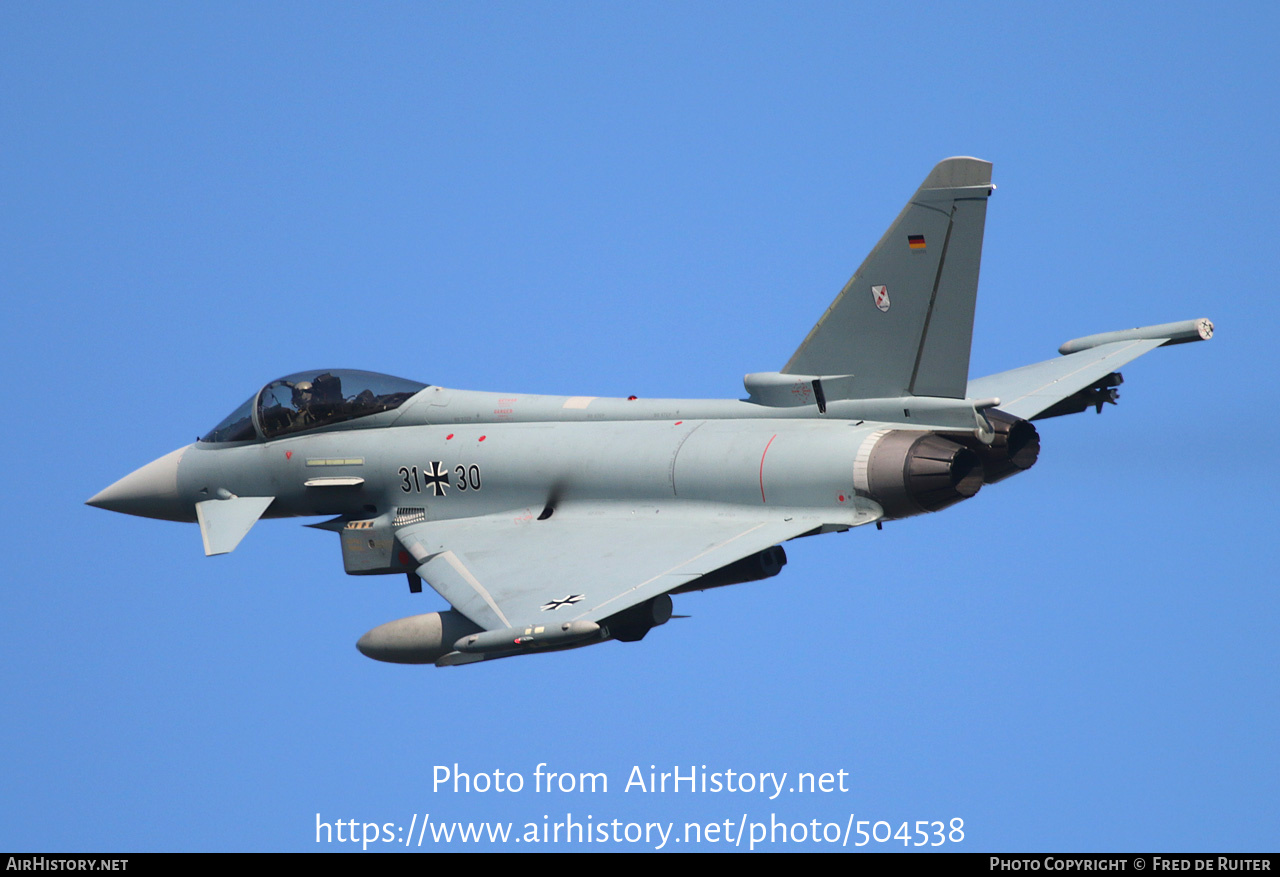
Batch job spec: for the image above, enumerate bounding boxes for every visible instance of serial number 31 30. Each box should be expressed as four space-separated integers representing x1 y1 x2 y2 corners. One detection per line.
397 462 482 496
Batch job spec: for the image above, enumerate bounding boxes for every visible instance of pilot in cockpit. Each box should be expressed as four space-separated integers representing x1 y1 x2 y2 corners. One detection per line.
289 380 316 428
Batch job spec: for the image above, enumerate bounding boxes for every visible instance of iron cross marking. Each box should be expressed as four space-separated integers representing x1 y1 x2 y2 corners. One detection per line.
541 594 584 611
423 461 450 496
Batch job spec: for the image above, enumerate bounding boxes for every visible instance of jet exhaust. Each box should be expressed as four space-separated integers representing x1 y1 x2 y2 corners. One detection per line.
962 408 1041 484
855 430 985 519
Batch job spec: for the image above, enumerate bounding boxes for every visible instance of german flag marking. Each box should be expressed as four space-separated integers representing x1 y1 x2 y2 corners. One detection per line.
907 234 926 250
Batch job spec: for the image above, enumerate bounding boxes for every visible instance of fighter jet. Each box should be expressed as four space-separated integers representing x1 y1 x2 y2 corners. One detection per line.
87 157 1213 667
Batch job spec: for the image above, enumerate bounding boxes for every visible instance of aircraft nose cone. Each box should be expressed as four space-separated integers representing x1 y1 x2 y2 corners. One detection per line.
87 445 191 521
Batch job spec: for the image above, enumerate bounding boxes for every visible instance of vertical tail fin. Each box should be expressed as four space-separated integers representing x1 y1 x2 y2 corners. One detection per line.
783 157 993 400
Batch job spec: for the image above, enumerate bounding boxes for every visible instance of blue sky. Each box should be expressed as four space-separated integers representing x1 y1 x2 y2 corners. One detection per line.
3 2 1277 852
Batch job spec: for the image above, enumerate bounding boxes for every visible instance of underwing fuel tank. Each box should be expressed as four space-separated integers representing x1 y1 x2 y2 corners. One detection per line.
456 620 602 654
356 611 483 664
356 612 610 664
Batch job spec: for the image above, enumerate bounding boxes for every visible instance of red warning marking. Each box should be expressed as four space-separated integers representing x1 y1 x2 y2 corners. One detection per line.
759 433 777 503
285 451 292 460
479 435 487 442
674 421 683 425
398 550 410 565
838 494 845 502
446 434 454 440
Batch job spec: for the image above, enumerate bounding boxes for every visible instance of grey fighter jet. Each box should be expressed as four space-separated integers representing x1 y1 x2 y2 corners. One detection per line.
87 158 1213 667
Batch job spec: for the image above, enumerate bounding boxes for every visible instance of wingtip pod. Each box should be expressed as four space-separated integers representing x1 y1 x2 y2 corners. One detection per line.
1057 318 1215 355
921 156 993 190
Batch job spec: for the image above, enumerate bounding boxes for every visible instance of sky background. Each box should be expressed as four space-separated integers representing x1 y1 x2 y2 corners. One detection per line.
3 2 1277 853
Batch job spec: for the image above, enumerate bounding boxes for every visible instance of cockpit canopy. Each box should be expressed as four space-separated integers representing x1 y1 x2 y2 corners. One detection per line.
202 370 427 443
